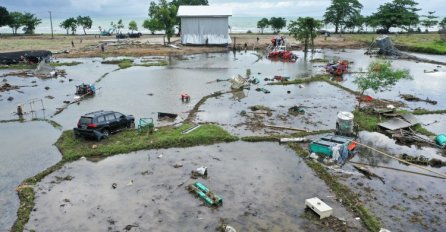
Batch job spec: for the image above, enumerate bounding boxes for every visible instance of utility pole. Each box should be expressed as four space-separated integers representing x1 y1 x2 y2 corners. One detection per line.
49 11 54 39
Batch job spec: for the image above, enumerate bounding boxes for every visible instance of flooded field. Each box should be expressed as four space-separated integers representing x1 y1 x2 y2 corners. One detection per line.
26 142 364 232
322 49 446 111
337 131 446 232
1 47 446 231
0 122 61 230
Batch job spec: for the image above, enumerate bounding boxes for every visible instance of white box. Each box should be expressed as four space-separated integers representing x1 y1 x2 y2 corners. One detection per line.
305 197 333 219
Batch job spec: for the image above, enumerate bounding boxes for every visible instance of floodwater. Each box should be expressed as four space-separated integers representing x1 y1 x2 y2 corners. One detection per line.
26 142 364 232
0 121 61 231
321 49 446 111
197 81 355 136
337 131 446 232
1 48 446 230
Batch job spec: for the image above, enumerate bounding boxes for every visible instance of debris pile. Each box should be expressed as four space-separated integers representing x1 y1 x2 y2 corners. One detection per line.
399 93 437 105
0 83 19 92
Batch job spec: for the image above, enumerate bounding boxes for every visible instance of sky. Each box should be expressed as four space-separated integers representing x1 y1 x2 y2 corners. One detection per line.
1 0 445 19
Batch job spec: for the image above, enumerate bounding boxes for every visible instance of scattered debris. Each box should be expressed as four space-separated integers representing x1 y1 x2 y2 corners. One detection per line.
191 166 208 179
181 124 201 134
255 87 270 94
44 86 50 90
288 105 305 115
0 83 19 92
173 163 183 168
158 112 178 120
378 114 419 131
305 197 333 219
400 154 446 167
399 93 437 105
45 95 54 99
352 164 385 183
112 183 117 189
7 96 13 101
230 74 248 90
279 137 307 143
325 60 348 76
187 181 223 207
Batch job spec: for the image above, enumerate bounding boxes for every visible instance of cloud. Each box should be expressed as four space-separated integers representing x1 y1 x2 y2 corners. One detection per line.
0 0 445 18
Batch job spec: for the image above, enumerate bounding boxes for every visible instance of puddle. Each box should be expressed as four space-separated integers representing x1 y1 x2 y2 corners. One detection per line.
0 121 61 230
27 142 364 231
336 131 446 232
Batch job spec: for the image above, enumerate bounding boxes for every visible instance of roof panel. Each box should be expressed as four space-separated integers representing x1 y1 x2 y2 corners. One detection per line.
177 6 232 17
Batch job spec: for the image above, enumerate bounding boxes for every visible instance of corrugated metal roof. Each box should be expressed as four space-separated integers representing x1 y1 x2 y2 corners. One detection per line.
177 6 232 17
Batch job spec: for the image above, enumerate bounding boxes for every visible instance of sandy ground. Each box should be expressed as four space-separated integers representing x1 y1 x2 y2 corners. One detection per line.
0 33 366 58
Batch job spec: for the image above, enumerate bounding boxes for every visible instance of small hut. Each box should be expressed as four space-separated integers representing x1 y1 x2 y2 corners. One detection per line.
177 6 232 45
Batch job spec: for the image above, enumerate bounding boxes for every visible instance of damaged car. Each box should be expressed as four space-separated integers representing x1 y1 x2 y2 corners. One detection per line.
73 110 135 141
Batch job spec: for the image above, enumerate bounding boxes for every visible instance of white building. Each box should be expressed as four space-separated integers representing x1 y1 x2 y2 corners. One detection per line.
177 6 232 45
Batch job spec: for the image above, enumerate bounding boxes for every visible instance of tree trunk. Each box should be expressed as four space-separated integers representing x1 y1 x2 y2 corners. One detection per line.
83 27 86 35
335 24 339 34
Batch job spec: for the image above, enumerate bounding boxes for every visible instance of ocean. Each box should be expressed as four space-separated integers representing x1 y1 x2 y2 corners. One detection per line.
0 16 318 35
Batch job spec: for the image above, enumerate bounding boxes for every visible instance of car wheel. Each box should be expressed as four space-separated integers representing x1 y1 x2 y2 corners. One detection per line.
102 129 110 138
128 120 135 129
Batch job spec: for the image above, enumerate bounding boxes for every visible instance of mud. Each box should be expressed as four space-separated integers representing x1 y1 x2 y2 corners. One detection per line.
27 142 364 232
336 131 446 232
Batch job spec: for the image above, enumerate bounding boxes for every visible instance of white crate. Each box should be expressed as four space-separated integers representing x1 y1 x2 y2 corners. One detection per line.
305 197 333 219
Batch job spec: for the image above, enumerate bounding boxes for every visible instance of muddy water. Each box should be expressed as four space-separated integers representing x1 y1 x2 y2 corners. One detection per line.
336 131 446 232
0 122 61 230
27 142 364 232
196 81 355 136
321 49 446 111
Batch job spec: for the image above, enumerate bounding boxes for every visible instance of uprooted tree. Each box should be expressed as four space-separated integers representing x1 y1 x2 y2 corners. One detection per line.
354 60 411 108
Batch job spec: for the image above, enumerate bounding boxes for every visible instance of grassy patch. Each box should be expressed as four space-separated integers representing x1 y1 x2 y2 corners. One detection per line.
0 64 37 70
347 33 446 54
56 123 238 161
411 124 436 137
185 91 225 122
49 61 82 67
11 186 34 232
268 75 326 85
137 60 168 67
353 109 380 131
118 60 134 69
412 109 446 115
289 143 382 232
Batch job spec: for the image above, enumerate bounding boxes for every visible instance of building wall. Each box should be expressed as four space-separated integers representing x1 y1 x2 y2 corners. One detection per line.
180 17 230 45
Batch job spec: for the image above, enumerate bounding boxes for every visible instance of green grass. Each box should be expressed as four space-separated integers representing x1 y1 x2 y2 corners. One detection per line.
0 64 37 70
268 75 326 85
289 143 382 232
137 60 168 67
118 60 133 69
49 61 82 67
353 109 381 131
11 186 35 232
412 124 436 137
412 109 446 115
56 123 238 161
347 33 446 54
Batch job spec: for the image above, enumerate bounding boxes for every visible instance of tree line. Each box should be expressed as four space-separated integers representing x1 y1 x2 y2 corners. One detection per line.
0 6 41 35
257 0 446 35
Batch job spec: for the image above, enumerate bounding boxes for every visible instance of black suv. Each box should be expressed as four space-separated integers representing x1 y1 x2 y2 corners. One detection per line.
73 110 135 141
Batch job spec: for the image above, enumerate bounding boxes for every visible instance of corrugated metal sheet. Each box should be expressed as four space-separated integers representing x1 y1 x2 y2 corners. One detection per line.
177 6 232 17
378 114 419 131
180 17 231 45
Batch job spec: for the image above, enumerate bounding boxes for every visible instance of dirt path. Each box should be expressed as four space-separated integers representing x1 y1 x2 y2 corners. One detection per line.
0 34 367 58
